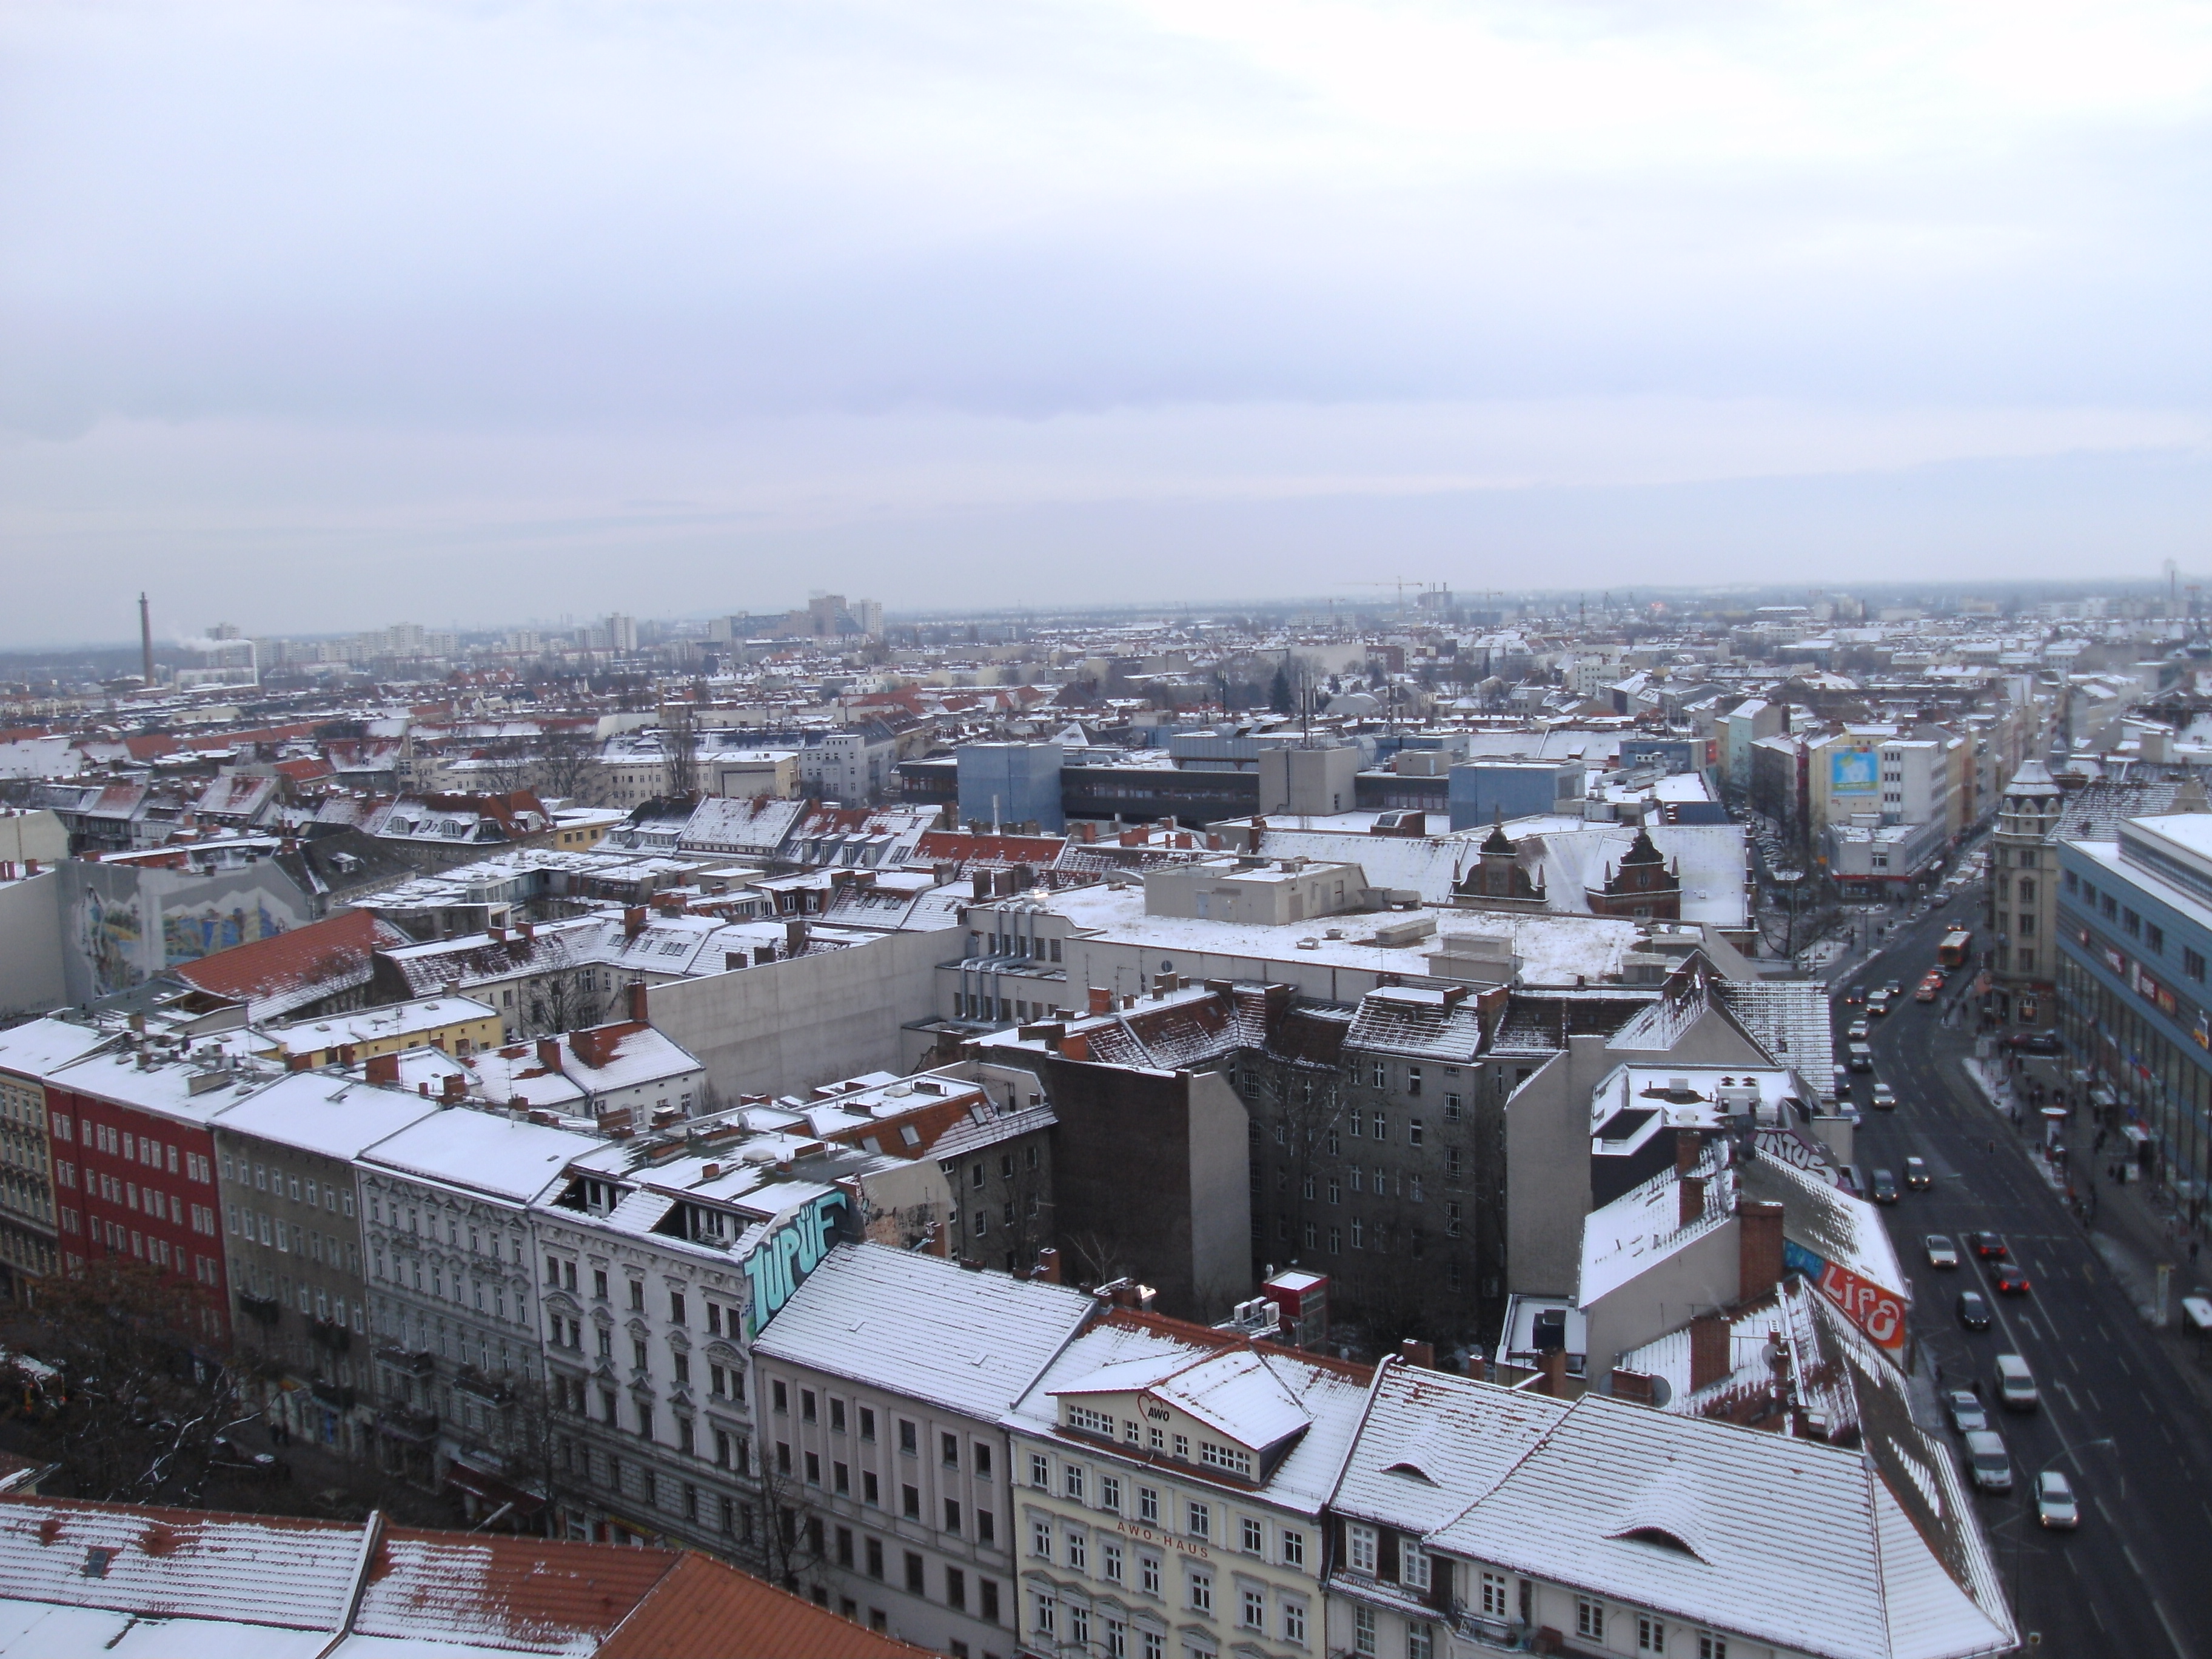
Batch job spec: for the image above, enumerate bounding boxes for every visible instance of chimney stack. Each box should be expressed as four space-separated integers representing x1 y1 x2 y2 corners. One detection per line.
139 592 154 688
629 980 649 1024
1674 1127 1701 1176
1677 1173 1707 1231
364 1052 400 1086
1396 1338 1434 1370
785 917 809 958
1033 1247 1062 1284
537 1037 560 1070
1689 1311 1730 1392
1537 1346 1567 1397
1087 985 1113 1016
1737 1199 1786 1301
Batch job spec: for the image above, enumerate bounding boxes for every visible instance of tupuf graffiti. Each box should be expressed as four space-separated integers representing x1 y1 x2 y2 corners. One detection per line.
742 1189 851 1338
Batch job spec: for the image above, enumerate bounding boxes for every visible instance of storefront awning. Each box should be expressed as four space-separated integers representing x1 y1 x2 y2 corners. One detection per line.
444 1461 546 1516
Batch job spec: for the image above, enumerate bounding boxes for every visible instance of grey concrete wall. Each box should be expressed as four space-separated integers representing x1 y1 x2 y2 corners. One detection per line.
0 871 64 1020
1185 1068 1255 1318
1583 1213 1740 1380
648 925 955 1102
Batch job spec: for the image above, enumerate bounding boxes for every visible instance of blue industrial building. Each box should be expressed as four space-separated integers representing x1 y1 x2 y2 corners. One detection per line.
2056 810 2212 1218
1447 759 1586 833
956 742 1066 833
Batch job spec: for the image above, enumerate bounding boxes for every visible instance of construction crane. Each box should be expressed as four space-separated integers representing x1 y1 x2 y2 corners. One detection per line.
1341 579 1450 614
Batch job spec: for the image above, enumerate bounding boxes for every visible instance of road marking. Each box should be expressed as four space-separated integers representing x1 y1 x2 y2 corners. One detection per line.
2117 1354 2134 1376
2087 1387 2102 1413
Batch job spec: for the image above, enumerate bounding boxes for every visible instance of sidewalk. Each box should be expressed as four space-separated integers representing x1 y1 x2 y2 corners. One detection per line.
1957 1054 2212 1398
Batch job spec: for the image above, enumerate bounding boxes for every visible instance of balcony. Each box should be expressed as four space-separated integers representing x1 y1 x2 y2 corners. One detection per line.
309 1378 359 1412
236 1290 282 1328
376 1404 440 1443
309 1316 352 1353
377 1344 437 1378
454 1367 513 1406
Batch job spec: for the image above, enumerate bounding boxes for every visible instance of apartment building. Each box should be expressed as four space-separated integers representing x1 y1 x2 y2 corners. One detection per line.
212 1070 438 1453
751 1245 1094 1655
0 1017 109 1302
1004 1310 1372 1659
358 1108 601 1496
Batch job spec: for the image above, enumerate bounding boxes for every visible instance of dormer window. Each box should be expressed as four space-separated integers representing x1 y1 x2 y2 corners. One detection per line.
1198 1440 1253 1478
1067 1404 1114 1437
1401 1541 1430 1591
1347 1523 1378 1574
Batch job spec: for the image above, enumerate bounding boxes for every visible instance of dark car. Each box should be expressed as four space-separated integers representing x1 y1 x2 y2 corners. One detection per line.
1884 980 1903 998
1968 1232 2009 1261
1958 1290 1994 1330
1843 987 1866 1006
2001 1033 2063 1056
1994 1263 2033 1296
1870 1168 1900 1204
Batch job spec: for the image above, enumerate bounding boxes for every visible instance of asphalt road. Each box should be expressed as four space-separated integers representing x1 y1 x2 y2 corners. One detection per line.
1837 899 2212 1657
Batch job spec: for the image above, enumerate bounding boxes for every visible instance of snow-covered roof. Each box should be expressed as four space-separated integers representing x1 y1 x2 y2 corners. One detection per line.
752 1244 1094 1419
361 1110 603 1204
209 1071 443 1161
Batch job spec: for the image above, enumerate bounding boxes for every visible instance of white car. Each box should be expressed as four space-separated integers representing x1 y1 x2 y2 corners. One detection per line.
2036 1470 2079 1529
1925 1235 1960 1269
1870 1083 1897 1110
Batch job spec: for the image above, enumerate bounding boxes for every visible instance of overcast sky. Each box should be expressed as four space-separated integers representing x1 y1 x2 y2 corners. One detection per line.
5 1 2211 644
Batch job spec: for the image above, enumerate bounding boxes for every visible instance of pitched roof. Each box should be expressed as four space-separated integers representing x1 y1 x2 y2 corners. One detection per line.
171 910 406 1020
594 1550 934 1659
354 1527 677 1654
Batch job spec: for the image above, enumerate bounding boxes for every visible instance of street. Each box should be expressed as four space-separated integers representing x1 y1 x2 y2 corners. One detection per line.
1838 900 2212 1656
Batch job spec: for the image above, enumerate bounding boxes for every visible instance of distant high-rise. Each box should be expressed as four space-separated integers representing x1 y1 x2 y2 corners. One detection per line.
607 612 638 653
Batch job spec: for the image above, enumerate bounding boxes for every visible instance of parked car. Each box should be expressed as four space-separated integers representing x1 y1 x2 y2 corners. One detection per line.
1963 1430 2013 1493
1870 1168 1899 1204
1945 1389 1989 1436
1871 1083 1897 1111
1996 1353 2039 1411
1925 1233 1959 1269
1968 1232 2009 1260
2001 1033 2063 1056
2036 1470 2080 1530
1905 1155 1931 1188
1958 1290 1993 1330
1994 1263 2033 1296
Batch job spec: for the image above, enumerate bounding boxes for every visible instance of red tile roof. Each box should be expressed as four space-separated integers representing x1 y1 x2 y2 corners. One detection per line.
597 1550 937 1659
172 910 402 1007
358 1526 683 1651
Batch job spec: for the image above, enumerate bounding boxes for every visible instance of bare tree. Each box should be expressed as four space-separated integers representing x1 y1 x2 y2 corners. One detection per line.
17 1258 252 1504
538 723 605 805
525 970 605 1039
757 1457 827 1592
664 703 700 800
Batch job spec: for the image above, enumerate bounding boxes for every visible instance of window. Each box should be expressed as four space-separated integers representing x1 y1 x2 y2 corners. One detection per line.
1034 1594 1056 1637
1031 1452 1051 1488
1068 1606 1088 1646
980 1579 1000 1625
866 1537 884 1578
898 1419 918 1454
1172 1433 1189 1460
1106 1615 1128 1658
2147 922 2164 954
1401 1541 1430 1591
1138 1485 1159 1523
1347 1523 1377 1574
1406 1067 1422 1097
1032 1519 1054 1560
1064 1464 1085 1502
628 1279 645 1310
1443 1093 1461 1121
1638 1615 1667 1654
943 1498 960 1533
1241 1517 1262 1553
1185 1500 1208 1539
945 1566 966 1612
2188 948 2207 982
1281 1528 1305 1567
831 1398 846 1433
1697 1635 1728 1659
1409 1623 1434 1659
1371 1062 1386 1088
1065 1529 1086 1571
668 1290 685 1324
978 1509 995 1544
904 1552 925 1595
1354 1604 1376 1657
1242 1587 1265 1629
1069 1403 1113 1436
1408 1116 1424 1145
1102 1538 1124 1582
1099 1473 1120 1512
860 1406 876 1441
1480 1571 1508 1616
1141 1553 1161 1596
902 1484 920 1520
1188 1570 1212 1614
802 1389 817 1422
1578 1598 1605 1641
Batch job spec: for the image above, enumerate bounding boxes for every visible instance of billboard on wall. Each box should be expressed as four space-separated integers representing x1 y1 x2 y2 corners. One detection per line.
1785 1238 1908 1357
1829 748 1879 797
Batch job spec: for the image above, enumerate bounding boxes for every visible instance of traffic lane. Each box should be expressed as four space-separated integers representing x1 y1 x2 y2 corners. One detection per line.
1860 1007 2212 1646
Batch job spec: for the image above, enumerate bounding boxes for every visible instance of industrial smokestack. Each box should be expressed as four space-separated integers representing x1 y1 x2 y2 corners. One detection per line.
138 593 153 688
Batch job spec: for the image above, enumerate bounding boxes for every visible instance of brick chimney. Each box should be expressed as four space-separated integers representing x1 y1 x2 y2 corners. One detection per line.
1396 1338 1434 1370
1689 1311 1730 1392
1537 1346 1567 1397
629 980 649 1023
440 1072 464 1104
536 1036 560 1070
1610 1367 1657 1405
785 917 809 958
623 906 646 938
364 1052 400 1086
1033 1247 1061 1284
1675 1127 1701 1175
1737 1199 1786 1301
1677 1173 1706 1231
337 1044 358 1068
1087 985 1113 1016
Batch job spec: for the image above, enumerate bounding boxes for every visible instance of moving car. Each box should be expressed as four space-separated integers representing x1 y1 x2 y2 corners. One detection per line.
1945 1390 1989 1435
1843 986 1866 1005
1904 1155 1931 1188
2001 1033 2063 1056
1869 1168 1899 1204
1958 1290 1992 1330
1925 1233 1959 1269
1884 980 1903 998
1968 1232 2008 1260
2036 1470 2080 1530
1847 1042 1875 1072
1848 1018 1872 1041
1996 1353 2039 1411
1867 991 1892 1017
1994 1262 2033 1296
1915 974 1941 1002
1871 1083 1897 1111
1963 1429 2013 1493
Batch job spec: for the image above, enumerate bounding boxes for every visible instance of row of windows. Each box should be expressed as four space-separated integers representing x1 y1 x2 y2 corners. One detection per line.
222 1153 355 1214
1026 1450 1306 1563
58 1116 212 1185
2070 871 2200 978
